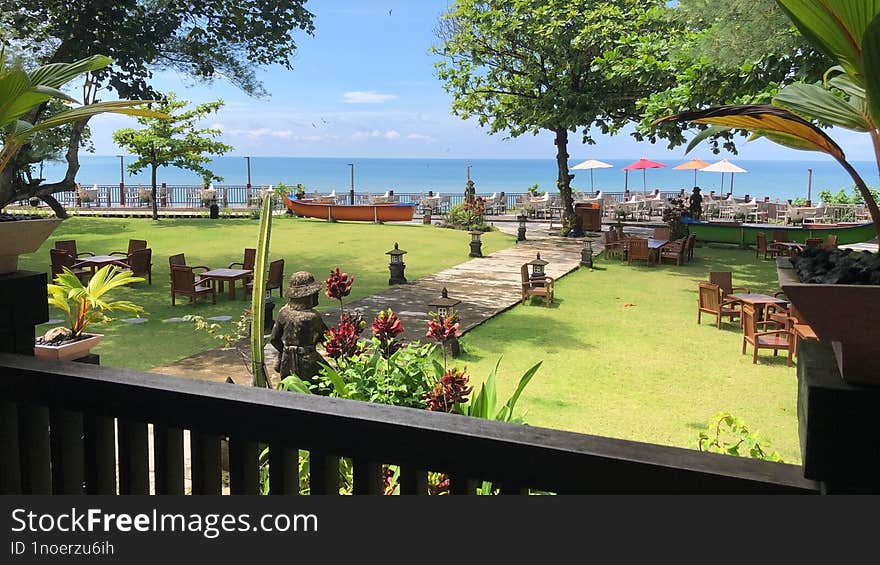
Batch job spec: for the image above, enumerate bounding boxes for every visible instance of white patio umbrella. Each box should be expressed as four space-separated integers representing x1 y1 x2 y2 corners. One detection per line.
570 159 613 191
701 159 747 195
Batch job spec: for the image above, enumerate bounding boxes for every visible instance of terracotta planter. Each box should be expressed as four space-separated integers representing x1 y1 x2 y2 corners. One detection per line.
778 258 880 386
0 217 63 274
34 333 103 361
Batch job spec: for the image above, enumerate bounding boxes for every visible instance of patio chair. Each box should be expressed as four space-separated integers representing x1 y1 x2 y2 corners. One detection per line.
55 240 94 258
603 229 625 260
246 258 285 297
170 265 216 306
169 253 211 285
709 272 749 304
659 237 687 266
626 237 651 265
741 303 794 366
652 227 671 240
822 234 839 250
115 248 152 285
520 264 554 307
49 248 90 283
110 239 148 258
755 233 782 261
696 282 740 329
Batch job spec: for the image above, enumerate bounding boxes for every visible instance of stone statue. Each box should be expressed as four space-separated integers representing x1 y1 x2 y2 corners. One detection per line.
269 271 329 380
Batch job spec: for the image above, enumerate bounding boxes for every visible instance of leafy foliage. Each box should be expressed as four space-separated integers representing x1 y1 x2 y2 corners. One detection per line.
446 198 486 230
47 265 144 337
696 413 784 463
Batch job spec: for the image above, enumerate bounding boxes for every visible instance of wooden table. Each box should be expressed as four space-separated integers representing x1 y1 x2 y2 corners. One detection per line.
728 293 788 321
201 268 253 300
647 238 668 265
73 255 127 274
772 241 804 256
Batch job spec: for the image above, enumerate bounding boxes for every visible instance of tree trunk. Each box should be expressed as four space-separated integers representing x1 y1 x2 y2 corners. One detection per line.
838 143 880 251
151 164 159 221
554 128 581 237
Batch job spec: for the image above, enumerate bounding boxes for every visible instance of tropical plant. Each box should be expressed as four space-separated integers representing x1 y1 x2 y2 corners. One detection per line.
47 265 144 337
446 198 486 230
695 413 784 463
112 93 232 220
653 0 880 245
250 194 273 387
0 52 163 212
426 311 460 371
324 267 354 313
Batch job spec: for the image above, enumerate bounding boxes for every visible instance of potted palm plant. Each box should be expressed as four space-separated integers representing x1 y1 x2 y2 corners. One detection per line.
35 265 144 360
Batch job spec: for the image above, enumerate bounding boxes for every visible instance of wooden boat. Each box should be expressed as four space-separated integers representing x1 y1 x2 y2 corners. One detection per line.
282 195 417 222
683 218 876 246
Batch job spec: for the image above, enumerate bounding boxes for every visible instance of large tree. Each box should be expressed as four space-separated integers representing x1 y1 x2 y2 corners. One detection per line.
434 0 676 236
113 93 232 220
0 0 314 215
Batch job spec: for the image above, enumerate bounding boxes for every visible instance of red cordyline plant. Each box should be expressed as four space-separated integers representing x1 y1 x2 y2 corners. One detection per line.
325 267 354 313
372 308 404 358
426 311 460 370
323 317 361 360
424 368 472 413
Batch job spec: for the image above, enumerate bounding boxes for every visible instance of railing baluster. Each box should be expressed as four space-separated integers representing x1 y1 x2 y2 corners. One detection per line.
83 413 116 494
0 400 21 493
18 404 51 494
352 458 383 495
228 436 259 495
309 451 339 495
154 425 184 495
269 444 299 495
190 431 221 495
118 419 150 494
397 466 428 495
50 407 84 494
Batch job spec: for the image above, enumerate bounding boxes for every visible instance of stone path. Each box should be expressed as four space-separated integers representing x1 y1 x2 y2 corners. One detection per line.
152 222 601 384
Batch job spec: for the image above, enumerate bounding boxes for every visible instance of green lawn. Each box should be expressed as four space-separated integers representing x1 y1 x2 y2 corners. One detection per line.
456 244 802 463
20 216 514 371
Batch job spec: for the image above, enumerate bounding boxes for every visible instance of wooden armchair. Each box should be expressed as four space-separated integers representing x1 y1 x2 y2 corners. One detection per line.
626 237 651 265
659 238 687 266
246 258 285 297
110 239 147 259
708 271 749 307
55 239 94 258
170 265 216 306
603 229 625 260
697 282 740 329
50 249 90 283
741 303 794 366
755 233 783 260
652 227 671 240
116 248 152 285
520 264 554 306
169 253 211 285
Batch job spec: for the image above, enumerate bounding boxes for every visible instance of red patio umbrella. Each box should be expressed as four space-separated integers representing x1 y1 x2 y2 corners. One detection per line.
622 158 666 195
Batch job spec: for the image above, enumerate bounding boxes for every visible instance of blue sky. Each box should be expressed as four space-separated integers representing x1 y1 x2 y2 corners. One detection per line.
86 0 874 163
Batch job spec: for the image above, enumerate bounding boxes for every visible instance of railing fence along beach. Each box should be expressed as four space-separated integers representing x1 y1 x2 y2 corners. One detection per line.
0 354 818 495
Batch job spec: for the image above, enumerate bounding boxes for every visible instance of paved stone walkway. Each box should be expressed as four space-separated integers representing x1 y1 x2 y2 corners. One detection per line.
152 222 601 384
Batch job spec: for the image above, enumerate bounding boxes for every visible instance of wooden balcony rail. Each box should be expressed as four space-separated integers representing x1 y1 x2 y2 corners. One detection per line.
0 353 818 495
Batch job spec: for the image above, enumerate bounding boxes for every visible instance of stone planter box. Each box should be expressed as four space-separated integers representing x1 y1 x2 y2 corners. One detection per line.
778 257 880 386
34 333 103 361
0 217 63 274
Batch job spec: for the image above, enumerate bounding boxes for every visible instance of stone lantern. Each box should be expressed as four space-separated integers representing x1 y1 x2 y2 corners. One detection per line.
469 230 483 258
386 242 407 285
429 287 461 319
527 252 549 281
422 203 432 225
517 213 527 242
581 236 596 268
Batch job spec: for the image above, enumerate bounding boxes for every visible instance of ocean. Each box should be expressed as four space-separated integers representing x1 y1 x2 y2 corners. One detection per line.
40 155 880 202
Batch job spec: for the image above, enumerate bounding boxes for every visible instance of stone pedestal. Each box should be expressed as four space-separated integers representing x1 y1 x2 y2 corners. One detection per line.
389 263 407 285
0 271 48 355
469 240 483 258
797 340 880 493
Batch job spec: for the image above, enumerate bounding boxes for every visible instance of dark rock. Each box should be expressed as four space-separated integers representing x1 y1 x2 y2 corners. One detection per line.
791 248 879 285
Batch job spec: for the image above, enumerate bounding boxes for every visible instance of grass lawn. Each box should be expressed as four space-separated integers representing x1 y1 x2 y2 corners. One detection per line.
20 216 514 371
457 244 802 463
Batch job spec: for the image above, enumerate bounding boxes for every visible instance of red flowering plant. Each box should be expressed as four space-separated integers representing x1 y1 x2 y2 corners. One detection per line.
426 311 460 370
424 368 472 413
325 267 354 314
372 308 404 358
323 316 362 362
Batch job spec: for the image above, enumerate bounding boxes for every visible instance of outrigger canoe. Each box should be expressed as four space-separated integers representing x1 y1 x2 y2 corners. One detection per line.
283 195 418 222
683 217 876 246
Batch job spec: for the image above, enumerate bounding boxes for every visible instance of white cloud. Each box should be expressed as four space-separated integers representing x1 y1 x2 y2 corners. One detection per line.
343 91 398 104
209 123 224 132
407 133 435 142
351 129 401 141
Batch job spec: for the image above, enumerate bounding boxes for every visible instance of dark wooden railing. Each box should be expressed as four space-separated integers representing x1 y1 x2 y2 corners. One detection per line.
0 354 818 495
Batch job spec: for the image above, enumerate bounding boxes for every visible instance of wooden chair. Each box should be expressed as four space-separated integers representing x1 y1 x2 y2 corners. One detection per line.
755 233 782 260
741 303 794 366
659 238 686 266
55 239 94 258
246 258 285 297
823 234 839 250
229 247 256 285
170 265 216 306
626 237 651 265
708 272 749 306
49 248 89 283
804 237 823 248
697 282 740 329
169 253 211 285
116 248 152 285
520 264 554 306
652 227 671 240
110 239 147 258
603 229 625 260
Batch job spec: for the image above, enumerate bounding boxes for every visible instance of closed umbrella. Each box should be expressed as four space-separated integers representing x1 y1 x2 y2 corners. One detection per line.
570 158 613 191
701 159 747 195
672 158 710 187
622 158 666 195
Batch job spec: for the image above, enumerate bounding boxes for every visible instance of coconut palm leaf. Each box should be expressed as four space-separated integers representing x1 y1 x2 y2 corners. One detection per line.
862 12 880 128
773 82 871 131
684 125 732 155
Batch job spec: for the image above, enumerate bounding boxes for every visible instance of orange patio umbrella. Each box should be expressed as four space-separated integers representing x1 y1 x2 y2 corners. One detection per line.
622 158 666 195
672 158 710 187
